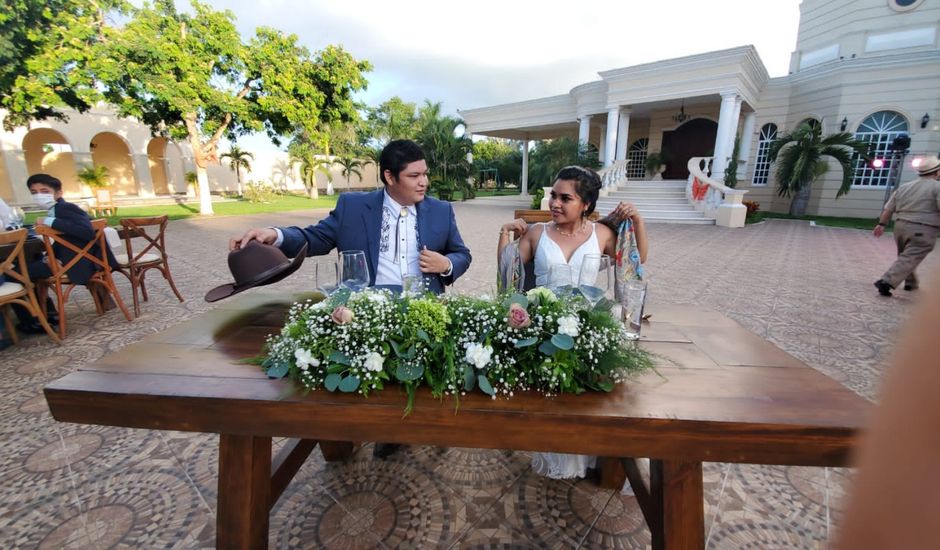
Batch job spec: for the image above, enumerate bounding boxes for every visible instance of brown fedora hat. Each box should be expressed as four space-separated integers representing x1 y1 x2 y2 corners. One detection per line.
205 241 308 302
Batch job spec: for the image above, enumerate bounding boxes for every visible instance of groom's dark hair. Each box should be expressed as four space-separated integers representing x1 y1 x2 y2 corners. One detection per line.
380 140 426 185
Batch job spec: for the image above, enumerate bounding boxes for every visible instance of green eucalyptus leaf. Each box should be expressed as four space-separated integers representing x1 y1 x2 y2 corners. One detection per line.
396 362 424 382
416 328 430 343
514 337 539 348
464 364 476 391
390 339 405 357
509 293 529 308
338 374 360 392
328 351 351 365
551 333 574 350
266 362 289 379
539 340 558 356
324 373 342 391
477 374 495 396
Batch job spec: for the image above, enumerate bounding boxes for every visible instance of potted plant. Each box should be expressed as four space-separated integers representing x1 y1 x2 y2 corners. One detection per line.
645 152 667 179
77 165 115 215
431 178 456 201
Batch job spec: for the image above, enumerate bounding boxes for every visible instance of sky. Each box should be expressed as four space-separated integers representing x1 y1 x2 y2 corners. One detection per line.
203 0 802 150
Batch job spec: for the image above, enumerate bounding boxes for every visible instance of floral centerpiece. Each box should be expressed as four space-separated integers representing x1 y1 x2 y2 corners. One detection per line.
261 287 653 413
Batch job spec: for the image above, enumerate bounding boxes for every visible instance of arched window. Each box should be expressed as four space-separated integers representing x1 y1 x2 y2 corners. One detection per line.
752 123 777 186
626 138 648 179
799 118 821 130
852 111 909 187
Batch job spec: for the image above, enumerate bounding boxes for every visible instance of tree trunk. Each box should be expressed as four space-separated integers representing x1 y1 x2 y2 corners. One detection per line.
788 180 812 216
196 167 214 215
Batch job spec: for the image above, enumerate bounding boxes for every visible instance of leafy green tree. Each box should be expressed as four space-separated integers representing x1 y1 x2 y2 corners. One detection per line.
366 96 417 145
220 145 254 192
768 122 869 216
528 137 600 191
336 156 364 190
361 145 383 186
96 0 370 215
0 0 129 130
415 115 472 199
472 138 521 187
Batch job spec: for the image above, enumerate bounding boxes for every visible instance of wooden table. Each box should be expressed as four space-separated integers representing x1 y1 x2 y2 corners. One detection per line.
44 292 871 549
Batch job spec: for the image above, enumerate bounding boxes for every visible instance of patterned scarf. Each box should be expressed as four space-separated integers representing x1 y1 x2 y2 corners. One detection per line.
615 219 644 283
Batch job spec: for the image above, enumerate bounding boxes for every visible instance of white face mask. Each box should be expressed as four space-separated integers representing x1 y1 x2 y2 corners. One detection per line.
32 193 56 209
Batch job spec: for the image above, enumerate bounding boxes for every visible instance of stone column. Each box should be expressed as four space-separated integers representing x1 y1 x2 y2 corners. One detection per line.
520 138 529 196
711 91 739 181
604 108 619 166
132 154 156 197
615 108 631 161
1 149 33 204
578 116 592 148
597 125 607 164
738 112 757 179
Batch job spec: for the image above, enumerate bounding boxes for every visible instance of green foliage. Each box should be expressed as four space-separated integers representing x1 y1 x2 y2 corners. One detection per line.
768 122 870 216
336 156 364 190
530 187 544 209
724 134 741 188
473 138 522 188
415 114 472 186
289 145 334 199
364 96 418 145
0 0 130 131
645 152 666 177
220 145 254 185
528 138 600 190
242 181 277 203
76 165 110 188
431 178 456 201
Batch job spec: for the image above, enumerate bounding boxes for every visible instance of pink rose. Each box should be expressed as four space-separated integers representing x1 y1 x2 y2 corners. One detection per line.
507 303 531 329
331 306 354 324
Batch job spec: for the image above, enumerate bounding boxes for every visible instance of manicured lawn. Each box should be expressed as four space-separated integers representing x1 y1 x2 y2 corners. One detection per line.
748 211 886 231
25 194 338 225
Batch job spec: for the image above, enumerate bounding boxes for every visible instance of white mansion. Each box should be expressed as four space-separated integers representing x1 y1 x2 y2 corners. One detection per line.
461 0 939 222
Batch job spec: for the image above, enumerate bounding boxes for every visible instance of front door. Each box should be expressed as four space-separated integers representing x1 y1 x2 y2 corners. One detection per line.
660 118 718 179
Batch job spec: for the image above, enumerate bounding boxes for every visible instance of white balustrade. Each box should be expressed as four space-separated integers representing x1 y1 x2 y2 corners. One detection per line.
686 157 748 228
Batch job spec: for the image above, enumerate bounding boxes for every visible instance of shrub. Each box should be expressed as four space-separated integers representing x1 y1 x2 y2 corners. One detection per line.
743 200 760 217
530 187 544 209
243 180 277 203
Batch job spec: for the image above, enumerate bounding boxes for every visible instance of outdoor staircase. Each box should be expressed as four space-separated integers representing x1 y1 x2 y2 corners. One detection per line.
595 179 715 225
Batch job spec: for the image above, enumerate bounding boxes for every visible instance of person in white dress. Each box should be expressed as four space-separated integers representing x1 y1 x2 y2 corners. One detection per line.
496 165 648 482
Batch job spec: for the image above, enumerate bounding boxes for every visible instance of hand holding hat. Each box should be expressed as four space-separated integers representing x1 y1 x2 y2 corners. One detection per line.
205 240 307 302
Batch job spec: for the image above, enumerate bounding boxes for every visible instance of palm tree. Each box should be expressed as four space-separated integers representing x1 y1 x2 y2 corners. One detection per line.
289 147 333 199
220 146 254 194
336 156 364 190
77 164 110 188
768 122 869 216
362 146 382 187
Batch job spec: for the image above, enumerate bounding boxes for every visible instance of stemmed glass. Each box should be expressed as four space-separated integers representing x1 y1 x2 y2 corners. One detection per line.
578 254 612 307
547 263 573 294
8 206 25 229
339 250 369 291
315 260 338 295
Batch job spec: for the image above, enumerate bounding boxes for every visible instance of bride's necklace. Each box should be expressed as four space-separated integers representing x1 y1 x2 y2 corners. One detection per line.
552 220 588 237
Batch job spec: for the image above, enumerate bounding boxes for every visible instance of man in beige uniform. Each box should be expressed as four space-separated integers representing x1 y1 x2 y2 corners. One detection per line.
873 156 940 296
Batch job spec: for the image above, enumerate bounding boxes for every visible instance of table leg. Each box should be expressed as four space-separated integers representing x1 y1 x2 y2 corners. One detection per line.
217 434 272 550
649 459 704 550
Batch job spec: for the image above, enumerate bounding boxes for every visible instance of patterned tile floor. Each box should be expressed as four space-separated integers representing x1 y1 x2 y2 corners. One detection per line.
2 196 934 549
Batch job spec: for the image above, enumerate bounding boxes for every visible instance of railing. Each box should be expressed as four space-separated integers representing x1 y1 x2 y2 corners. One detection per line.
686 157 748 228
598 159 630 190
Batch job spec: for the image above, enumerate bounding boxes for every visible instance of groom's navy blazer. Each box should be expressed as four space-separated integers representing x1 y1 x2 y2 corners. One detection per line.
278 189 471 294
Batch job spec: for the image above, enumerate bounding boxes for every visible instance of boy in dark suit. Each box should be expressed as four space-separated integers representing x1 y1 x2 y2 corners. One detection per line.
16 174 115 332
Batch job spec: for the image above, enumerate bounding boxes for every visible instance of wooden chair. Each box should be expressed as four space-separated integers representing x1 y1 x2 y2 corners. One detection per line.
36 218 132 338
0 229 60 344
89 188 117 217
115 215 184 317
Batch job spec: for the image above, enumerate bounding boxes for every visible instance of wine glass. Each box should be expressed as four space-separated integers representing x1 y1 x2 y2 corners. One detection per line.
315 260 338 295
547 263 573 294
402 274 427 297
339 250 369 291
8 206 25 229
578 254 611 307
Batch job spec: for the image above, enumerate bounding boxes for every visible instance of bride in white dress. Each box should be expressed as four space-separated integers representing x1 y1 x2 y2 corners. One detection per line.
497 166 648 482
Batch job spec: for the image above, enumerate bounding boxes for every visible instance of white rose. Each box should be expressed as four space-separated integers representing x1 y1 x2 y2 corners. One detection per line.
557 315 580 337
465 342 494 370
294 348 320 370
364 351 385 372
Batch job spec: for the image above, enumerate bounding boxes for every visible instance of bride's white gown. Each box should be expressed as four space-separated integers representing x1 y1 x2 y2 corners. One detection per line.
531 223 601 479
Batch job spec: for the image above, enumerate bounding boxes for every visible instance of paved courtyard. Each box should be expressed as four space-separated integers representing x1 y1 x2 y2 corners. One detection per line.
2 195 935 548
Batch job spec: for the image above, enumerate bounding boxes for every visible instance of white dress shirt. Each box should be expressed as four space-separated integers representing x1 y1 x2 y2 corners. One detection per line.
375 192 419 286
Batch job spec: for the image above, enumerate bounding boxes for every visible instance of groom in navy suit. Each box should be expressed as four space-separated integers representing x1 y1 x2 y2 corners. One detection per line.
230 139 471 294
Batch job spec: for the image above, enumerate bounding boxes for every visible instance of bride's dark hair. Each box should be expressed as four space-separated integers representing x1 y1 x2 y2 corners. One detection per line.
554 166 602 216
